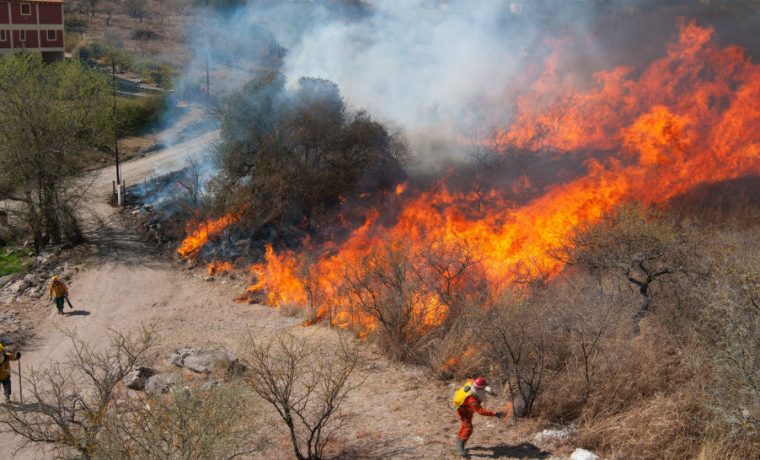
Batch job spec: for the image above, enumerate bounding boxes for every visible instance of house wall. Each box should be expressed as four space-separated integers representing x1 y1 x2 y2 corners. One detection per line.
0 1 64 55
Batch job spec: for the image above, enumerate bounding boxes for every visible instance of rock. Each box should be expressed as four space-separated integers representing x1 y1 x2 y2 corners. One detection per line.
170 347 197 367
201 380 220 391
124 367 157 391
0 275 12 289
170 348 239 374
6 279 31 295
204 276 215 282
145 373 180 394
534 426 576 444
570 448 600 460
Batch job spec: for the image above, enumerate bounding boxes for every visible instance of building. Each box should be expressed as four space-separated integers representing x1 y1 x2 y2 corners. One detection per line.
0 0 64 62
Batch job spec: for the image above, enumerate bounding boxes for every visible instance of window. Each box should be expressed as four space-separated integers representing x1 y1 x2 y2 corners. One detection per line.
20 3 32 16
47 30 57 41
19 30 26 42
0 31 7 42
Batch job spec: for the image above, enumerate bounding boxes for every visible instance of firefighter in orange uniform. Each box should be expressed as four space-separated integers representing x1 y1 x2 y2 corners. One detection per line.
453 376 503 457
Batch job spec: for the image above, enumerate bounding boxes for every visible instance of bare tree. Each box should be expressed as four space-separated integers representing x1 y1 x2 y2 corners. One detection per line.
243 333 359 460
0 328 156 459
85 0 100 17
123 0 148 23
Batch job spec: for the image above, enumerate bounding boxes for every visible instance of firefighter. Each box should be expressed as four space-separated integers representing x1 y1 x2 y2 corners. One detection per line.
0 343 20 404
48 276 69 315
452 376 504 458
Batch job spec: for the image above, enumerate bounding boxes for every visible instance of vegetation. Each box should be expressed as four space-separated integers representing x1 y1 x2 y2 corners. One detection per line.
116 95 168 136
0 250 27 277
209 70 407 238
77 41 175 89
288 202 759 459
0 54 112 253
0 328 268 460
244 333 359 460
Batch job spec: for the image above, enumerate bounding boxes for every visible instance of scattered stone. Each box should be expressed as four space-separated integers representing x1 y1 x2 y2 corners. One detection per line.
570 448 600 460
204 276 215 282
6 279 30 295
145 373 180 394
124 367 157 391
0 275 12 289
170 347 239 374
200 380 220 391
534 426 576 444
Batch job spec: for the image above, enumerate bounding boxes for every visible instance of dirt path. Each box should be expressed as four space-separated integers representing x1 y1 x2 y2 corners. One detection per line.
1 114 559 459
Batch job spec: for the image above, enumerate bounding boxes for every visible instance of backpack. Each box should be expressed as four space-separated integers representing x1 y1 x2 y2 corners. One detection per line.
452 379 475 409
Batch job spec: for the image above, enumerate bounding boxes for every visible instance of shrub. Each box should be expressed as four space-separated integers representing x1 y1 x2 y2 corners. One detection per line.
96 382 266 459
130 29 162 41
65 16 88 33
243 332 359 460
0 250 26 277
116 94 168 136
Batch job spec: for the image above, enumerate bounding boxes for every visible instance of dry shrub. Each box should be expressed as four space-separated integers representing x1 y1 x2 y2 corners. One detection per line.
243 332 360 460
424 319 486 379
96 382 266 459
577 392 701 460
688 228 760 457
341 236 489 366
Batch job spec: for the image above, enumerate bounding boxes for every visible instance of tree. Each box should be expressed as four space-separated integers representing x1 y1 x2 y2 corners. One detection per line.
243 333 359 460
0 328 155 459
86 0 100 17
123 0 148 23
0 54 112 253
211 71 407 234
553 205 705 323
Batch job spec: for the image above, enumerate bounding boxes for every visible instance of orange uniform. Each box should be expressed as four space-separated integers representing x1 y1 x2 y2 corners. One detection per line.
456 393 496 442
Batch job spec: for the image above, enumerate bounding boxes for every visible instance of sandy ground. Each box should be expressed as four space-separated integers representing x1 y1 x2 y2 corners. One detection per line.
0 111 563 460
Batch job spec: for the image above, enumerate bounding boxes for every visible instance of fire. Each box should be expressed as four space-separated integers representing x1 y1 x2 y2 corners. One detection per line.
246 21 760 334
248 245 309 307
177 213 239 258
444 345 478 370
208 261 233 276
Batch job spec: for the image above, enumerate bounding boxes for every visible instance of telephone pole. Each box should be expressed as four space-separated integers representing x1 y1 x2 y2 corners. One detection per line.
112 58 122 205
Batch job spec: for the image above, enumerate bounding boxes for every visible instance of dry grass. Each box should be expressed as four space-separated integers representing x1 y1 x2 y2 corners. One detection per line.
577 392 701 460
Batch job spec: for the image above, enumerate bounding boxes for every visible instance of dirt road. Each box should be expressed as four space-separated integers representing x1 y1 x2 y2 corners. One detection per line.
1 115 556 459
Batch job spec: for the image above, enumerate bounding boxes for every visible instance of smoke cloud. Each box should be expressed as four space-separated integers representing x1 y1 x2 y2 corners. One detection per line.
178 0 760 167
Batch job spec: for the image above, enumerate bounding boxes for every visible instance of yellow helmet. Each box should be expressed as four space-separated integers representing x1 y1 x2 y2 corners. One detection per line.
0 343 4 353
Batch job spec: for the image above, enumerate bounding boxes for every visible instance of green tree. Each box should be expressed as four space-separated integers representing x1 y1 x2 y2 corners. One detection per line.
211 71 407 232
0 53 112 253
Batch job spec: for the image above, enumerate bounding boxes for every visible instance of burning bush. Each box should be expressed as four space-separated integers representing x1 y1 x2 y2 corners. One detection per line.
208 71 407 241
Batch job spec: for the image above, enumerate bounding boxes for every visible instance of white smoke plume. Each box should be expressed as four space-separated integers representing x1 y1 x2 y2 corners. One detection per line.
177 0 760 167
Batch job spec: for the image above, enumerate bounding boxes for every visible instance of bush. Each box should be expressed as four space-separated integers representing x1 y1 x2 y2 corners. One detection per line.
65 16 88 33
116 94 168 136
244 332 359 460
96 382 266 459
0 249 26 277
130 29 162 41
211 71 406 233
131 58 175 89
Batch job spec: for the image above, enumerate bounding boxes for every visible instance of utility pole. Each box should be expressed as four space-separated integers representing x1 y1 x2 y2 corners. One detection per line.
112 58 122 205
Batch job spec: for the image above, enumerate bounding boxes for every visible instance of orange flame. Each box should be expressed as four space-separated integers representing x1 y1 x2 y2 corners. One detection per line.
247 21 760 334
177 213 239 258
208 261 233 276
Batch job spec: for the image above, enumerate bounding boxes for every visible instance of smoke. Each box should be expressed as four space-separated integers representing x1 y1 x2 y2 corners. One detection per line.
175 0 760 168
